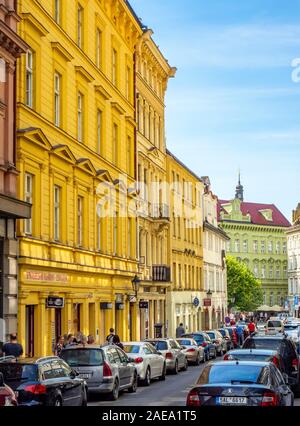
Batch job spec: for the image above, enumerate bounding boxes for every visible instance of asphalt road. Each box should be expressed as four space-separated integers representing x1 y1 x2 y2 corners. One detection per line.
88 361 205 406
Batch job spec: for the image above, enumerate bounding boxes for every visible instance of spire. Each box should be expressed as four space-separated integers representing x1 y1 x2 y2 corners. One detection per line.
235 170 244 202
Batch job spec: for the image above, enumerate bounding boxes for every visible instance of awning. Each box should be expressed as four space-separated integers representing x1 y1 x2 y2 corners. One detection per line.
0 194 31 219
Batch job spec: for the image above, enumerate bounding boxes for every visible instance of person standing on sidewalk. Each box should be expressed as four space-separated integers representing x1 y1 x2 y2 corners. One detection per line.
176 323 185 338
2 334 23 358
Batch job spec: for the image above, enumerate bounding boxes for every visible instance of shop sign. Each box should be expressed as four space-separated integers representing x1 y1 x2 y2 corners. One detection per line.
46 296 64 308
116 303 125 310
193 297 200 307
100 302 113 310
203 298 211 307
139 301 149 309
26 271 68 283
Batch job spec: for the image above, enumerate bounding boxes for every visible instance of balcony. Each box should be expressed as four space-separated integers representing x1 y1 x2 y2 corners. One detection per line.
150 203 170 220
152 265 171 282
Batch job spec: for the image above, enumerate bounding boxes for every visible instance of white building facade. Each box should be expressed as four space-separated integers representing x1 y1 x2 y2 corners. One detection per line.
287 204 300 316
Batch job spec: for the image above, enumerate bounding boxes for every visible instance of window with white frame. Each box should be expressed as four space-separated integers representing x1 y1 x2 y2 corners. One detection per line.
54 185 61 241
26 51 33 107
77 92 83 142
77 4 83 48
268 240 273 253
234 239 240 252
276 241 280 254
261 240 265 253
54 72 61 127
126 66 131 101
261 264 266 278
24 173 33 234
97 209 102 251
243 240 248 253
128 219 131 257
269 264 273 278
283 241 287 254
254 263 259 278
112 48 117 86
276 265 280 279
113 123 118 165
253 240 258 253
77 196 83 246
97 109 102 155
113 211 118 255
96 28 102 68
54 0 60 24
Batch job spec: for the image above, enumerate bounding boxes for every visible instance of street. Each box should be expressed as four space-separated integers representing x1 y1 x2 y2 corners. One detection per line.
87 359 300 406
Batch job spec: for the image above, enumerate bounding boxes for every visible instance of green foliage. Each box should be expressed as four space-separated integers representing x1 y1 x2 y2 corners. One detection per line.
226 256 263 312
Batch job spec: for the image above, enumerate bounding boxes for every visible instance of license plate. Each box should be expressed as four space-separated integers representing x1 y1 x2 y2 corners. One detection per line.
79 373 92 379
217 397 247 405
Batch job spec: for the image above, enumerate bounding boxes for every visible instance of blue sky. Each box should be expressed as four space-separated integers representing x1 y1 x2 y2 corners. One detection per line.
130 0 300 221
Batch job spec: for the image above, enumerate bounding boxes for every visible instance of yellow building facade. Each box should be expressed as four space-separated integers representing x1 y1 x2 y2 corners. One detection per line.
135 29 176 339
166 151 205 337
16 0 143 356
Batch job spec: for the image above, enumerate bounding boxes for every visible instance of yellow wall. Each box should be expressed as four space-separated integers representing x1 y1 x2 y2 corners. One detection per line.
16 0 142 356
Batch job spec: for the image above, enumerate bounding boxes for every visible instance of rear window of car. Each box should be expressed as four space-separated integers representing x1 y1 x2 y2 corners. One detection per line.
0 364 38 382
284 325 299 330
229 354 273 362
197 364 263 385
219 329 226 337
122 345 141 354
148 341 168 351
207 332 215 339
267 321 282 328
243 338 281 350
177 340 192 346
60 349 103 367
190 335 204 343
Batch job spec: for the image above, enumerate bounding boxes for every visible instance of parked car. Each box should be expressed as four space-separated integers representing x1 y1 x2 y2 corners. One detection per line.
224 349 285 373
0 356 87 406
60 344 137 400
256 321 267 334
218 328 234 351
0 372 17 406
176 338 205 365
205 330 227 356
186 361 294 406
122 342 166 385
284 323 300 345
145 338 188 374
243 335 300 395
181 333 216 361
265 319 284 335
225 327 238 348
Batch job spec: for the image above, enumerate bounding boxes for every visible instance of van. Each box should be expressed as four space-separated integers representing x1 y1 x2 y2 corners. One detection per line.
265 319 284 335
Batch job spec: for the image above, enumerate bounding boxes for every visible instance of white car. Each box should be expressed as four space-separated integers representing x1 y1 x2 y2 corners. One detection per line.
122 342 166 386
265 319 284 335
284 323 300 344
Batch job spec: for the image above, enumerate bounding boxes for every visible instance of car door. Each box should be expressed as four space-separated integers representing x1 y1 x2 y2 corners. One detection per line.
50 359 80 407
272 365 293 406
115 348 132 389
170 339 184 367
146 343 162 377
59 360 82 406
142 344 156 377
108 348 125 388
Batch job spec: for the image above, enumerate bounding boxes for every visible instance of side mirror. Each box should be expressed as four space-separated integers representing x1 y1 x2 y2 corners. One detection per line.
0 372 4 387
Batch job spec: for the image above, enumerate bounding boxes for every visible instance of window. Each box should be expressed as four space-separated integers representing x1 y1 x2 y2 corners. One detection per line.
128 219 132 257
77 196 83 246
126 66 131 100
127 136 131 175
113 123 118 165
253 240 258 253
270 292 274 306
234 239 240 253
112 48 117 86
173 263 177 285
77 4 83 48
178 264 182 288
276 265 280 279
283 242 287 254
243 240 248 253
261 240 265 254
254 263 259 278
54 0 60 24
54 72 61 127
261 264 266 279
269 265 273 278
26 51 33 107
268 241 273 253
283 264 287 278
97 210 102 252
113 211 118 255
77 92 83 142
276 241 280 254
96 29 102 68
24 173 33 234
54 186 61 241
97 110 102 155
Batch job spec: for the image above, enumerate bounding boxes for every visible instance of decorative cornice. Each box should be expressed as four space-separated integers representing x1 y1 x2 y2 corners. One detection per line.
111 101 126 115
94 84 111 100
75 66 94 83
21 13 49 37
51 42 74 62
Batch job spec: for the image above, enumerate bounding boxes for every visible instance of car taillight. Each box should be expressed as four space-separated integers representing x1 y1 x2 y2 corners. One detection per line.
272 356 279 368
135 357 144 363
261 392 279 406
24 384 47 395
103 361 113 377
187 348 196 353
202 342 208 347
186 389 201 406
166 352 173 359
292 358 299 368
223 353 233 360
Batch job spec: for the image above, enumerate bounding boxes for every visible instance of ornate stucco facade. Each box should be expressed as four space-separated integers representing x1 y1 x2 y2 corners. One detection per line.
287 204 300 316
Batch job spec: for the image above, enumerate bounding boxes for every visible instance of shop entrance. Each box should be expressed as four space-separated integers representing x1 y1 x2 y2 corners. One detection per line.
73 303 81 332
55 309 62 342
25 305 35 357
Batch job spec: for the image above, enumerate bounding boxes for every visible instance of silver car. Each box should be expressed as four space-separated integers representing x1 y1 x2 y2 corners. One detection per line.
122 342 166 386
60 344 137 401
205 330 227 356
176 338 205 365
145 338 188 374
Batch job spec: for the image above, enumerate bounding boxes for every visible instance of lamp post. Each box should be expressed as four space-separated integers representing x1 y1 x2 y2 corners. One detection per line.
132 275 141 299
206 289 213 298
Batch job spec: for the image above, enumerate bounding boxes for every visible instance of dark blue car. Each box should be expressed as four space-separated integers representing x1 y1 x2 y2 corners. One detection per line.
181 333 216 361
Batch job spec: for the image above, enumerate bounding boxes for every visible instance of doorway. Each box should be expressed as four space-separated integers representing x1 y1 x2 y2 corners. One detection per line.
25 305 35 357
55 309 62 343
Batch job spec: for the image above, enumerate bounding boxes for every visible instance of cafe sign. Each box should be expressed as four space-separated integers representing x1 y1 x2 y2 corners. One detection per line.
46 296 64 308
25 271 68 283
203 298 212 307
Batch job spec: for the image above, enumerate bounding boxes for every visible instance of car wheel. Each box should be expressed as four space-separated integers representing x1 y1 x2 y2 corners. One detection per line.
173 360 179 375
53 397 62 407
81 388 88 406
128 373 138 393
108 379 119 401
159 363 166 381
143 367 151 386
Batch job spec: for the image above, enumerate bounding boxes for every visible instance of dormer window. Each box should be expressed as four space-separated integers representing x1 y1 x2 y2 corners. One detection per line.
259 209 273 222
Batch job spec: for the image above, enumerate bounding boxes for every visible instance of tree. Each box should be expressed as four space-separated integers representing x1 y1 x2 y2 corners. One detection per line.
226 256 263 312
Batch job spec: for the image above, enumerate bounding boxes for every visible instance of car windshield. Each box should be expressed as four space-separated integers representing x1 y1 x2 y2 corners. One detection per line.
148 341 168 351
177 340 192 346
60 349 104 366
197 364 263 385
0 364 37 382
122 345 141 354
243 338 281 350
267 321 282 328
207 332 215 339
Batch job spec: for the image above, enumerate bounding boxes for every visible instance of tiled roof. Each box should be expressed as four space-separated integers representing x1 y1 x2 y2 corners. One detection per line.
217 200 291 227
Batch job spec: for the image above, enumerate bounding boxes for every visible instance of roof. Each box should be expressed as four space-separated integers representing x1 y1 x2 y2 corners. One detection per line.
218 199 291 227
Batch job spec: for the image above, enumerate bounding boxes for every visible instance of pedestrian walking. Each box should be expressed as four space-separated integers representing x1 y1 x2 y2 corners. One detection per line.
176 323 185 338
2 334 23 358
248 319 256 336
236 324 244 347
106 328 122 348
53 335 64 356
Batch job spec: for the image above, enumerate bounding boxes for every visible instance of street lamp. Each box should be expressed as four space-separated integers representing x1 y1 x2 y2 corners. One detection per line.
206 289 213 297
132 275 141 298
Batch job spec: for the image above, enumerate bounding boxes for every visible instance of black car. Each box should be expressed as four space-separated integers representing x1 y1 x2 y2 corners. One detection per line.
224 349 285 374
181 333 216 361
243 335 300 394
0 356 88 406
186 361 294 406
218 328 234 351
